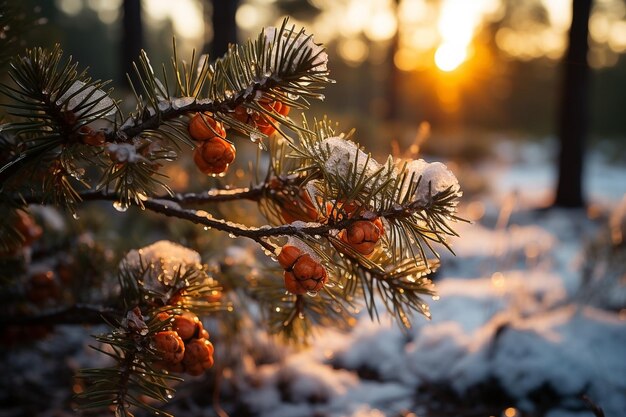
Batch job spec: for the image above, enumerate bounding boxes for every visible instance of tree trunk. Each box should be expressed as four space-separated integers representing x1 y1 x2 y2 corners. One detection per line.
384 0 401 122
209 0 239 59
554 0 592 208
121 0 143 84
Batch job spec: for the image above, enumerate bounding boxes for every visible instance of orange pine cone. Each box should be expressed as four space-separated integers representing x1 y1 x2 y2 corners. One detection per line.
233 99 289 136
324 201 360 223
284 253 327 295
182 338 215 376
233 105 250 124
281 189 318 224
173 312 203 342
254 100 281 135
277 245 303 269
277 102 290 116
193 137 236 175
155 311 172 324
340 218 384 256
199 328 210 340
153 331 185 364
188 112 226 141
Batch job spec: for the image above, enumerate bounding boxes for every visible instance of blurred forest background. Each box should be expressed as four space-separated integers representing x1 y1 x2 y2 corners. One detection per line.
10 0 626 198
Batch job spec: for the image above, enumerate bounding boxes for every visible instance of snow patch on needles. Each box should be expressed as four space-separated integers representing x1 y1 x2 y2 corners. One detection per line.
264 27 328 72
121 240 201 290
56 80 115 116
318 136 383 179
106 143 148 164
401 159 461 202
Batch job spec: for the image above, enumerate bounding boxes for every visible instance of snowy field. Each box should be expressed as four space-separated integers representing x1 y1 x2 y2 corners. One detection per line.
227 140 626 417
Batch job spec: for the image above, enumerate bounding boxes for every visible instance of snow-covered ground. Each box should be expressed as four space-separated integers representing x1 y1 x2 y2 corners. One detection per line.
2 140 624 417
230 140 626 417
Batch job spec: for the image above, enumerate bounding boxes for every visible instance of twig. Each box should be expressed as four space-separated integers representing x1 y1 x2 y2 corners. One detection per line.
106 77 280 143
18 189 453 253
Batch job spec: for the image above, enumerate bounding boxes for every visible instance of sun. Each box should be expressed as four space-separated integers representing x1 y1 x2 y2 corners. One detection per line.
434 42 467 72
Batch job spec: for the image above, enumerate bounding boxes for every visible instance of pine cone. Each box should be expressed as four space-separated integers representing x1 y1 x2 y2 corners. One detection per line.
278 245 327 295
340 218 384 256
173 312 204 342
182 338 214 376
193 137 236 175
153 331 185 364
233 99 289 136
188 112 226 141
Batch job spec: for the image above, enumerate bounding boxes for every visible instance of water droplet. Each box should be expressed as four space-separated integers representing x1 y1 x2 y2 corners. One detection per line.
306 290 318 297
228 233 236 238
70 168 85 180
203 226 209 231
432 295 440 301
287 93 300 100
113 201 128 212
72 212 80 220
250 131 263 143
298 312 305 319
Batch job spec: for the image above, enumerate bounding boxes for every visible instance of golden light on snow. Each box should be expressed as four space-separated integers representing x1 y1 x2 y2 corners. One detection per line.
491 272 505 288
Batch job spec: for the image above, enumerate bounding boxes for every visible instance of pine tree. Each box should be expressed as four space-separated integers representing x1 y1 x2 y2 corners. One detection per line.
0 15 464 417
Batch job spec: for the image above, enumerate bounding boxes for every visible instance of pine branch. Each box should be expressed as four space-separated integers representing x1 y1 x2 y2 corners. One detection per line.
77 307 181 417
14 172 309 206
0 19 330 213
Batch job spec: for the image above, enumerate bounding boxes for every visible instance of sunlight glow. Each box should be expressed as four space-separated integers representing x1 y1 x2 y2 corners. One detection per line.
363 10 398 41
55 0 82 16
434 42 467 72
338 38 369 66
434 0 499 72
237 3 274 31
145 0 204 40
